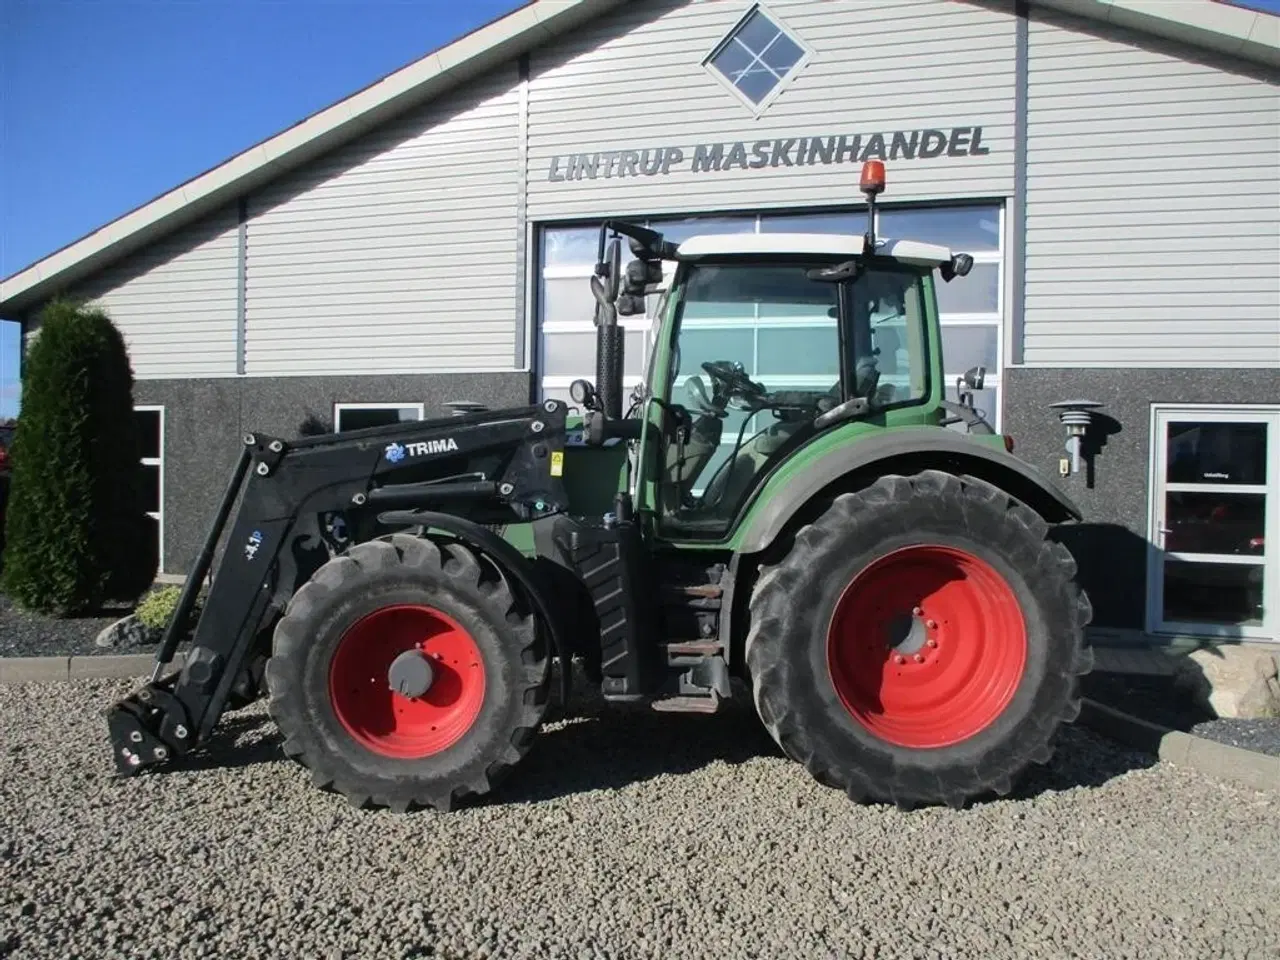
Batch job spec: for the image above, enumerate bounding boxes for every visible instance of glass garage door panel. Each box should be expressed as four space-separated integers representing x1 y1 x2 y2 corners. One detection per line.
1150 410 1277 639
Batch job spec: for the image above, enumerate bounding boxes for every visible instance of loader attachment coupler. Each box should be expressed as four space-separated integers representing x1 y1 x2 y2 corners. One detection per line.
108 674 193 774
105 401 571 777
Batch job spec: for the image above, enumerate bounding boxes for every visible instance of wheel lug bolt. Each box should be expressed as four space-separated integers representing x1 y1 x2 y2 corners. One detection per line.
913 654 924 664
894 655 906 665
926 619 937 629
912 607 923 616
926 639 937 648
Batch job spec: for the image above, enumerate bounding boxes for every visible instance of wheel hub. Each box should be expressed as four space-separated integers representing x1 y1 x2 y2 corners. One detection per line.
885 611 930 656
388 648 435 699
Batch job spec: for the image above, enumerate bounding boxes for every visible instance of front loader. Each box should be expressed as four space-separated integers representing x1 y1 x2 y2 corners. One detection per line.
107 161 1093 812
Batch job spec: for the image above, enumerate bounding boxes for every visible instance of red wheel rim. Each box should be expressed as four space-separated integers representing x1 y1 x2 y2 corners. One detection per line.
328 604 485 759
826 545 1027 749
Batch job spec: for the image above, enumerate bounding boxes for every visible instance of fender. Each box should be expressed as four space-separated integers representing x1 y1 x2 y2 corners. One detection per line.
734 427 1082 557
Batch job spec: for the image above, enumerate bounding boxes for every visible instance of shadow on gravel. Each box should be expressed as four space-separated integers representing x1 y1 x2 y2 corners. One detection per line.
1003 724 1159 803
166 713 285 774
480 688 783 808
142 676 1160 809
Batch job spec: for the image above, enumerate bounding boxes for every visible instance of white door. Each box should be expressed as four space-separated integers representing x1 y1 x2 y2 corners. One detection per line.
1148 406 1279 642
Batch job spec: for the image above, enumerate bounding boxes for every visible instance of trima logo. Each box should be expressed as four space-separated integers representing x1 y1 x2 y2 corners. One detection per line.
406 438 459 457
385 438 460 463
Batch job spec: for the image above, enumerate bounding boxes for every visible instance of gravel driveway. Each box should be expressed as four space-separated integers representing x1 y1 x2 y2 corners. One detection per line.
2 675 1278 960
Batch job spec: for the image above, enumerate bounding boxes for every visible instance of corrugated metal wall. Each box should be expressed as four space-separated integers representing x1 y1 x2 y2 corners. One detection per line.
66 208 241 378
244 65 522 375
1023 10 1280 367
527 0 1017 219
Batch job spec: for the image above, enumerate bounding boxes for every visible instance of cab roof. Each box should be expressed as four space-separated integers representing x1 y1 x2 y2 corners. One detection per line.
674 233 953 267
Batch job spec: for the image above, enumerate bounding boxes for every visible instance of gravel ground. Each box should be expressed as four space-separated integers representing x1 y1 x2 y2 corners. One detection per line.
2 675 1278 960
1191 718 1280 757
0 593 155 659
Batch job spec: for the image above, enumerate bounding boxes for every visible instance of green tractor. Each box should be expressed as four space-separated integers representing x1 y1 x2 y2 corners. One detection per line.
107 161 1093 812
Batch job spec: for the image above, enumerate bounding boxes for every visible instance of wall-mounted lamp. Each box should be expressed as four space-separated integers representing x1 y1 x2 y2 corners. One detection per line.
1049 399 1105 477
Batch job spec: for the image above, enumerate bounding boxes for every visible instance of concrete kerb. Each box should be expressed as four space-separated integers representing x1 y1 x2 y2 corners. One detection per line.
1079 698 1280 794
0 652 185 685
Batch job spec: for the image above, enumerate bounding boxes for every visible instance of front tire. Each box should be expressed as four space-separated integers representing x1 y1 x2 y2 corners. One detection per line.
744 470 1093 809
266 533 550 812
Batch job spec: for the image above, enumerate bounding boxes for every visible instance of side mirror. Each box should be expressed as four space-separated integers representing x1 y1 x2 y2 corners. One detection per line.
617 294 647 317
956 365 986 410
591 237 622 306
940 253 974 283
625 259 664 290
617 258 664 316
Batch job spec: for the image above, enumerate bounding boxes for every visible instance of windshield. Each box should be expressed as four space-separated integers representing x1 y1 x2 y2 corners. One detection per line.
656 259 930 535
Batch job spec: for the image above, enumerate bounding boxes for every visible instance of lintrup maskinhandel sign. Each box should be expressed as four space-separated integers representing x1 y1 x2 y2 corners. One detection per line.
547 125 989 182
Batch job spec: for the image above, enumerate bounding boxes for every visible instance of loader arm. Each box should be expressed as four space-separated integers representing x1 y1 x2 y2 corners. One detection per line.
107 400 570 776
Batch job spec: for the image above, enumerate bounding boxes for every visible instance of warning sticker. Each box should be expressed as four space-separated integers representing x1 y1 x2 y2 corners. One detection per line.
550 450 564 477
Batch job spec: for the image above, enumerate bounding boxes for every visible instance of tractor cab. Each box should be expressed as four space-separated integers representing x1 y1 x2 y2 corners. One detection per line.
570 160 991 540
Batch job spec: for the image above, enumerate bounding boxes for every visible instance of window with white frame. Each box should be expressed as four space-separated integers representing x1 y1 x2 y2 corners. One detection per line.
535 203 1006 430
134 406 164 572
702 3 812 114
1147 406 1278 641
333 402 425 433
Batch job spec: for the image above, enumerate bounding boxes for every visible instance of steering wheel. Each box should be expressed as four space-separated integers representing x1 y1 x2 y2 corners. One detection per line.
701 360 766 404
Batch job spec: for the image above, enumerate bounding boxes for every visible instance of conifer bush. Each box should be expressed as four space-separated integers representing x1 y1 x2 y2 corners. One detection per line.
0 299 157 614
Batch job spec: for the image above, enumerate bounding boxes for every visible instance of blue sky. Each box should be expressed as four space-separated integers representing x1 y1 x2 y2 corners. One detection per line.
0 0 522 417
2 0 1278 419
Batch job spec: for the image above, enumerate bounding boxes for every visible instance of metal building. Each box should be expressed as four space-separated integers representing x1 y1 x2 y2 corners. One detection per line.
1 0 1277 647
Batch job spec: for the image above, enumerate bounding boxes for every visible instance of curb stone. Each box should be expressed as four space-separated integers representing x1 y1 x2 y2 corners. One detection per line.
1079 697 1280 794
0 652 184 685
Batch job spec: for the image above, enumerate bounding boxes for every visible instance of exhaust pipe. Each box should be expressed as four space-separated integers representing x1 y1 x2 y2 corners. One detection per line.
595 324 623 421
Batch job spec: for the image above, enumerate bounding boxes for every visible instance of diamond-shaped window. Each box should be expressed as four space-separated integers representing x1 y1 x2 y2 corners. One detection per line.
706 5 809 109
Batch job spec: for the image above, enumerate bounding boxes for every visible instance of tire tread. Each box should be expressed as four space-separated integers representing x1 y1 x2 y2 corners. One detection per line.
745 470 1093 808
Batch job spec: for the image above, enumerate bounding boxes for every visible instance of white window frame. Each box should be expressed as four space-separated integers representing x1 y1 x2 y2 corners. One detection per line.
701 2 815 117
535 203 1007 428
135 405 165 574
1145 403 1279 643
332 402 425 433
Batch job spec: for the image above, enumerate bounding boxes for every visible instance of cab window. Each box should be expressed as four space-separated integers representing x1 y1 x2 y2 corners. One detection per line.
656 259 929 538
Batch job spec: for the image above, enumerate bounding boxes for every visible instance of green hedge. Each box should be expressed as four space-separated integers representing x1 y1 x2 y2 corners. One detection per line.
1 299 157 614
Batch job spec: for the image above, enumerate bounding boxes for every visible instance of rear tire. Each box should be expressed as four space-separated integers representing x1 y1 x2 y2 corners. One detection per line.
744 470 1093 809
266 533 550 812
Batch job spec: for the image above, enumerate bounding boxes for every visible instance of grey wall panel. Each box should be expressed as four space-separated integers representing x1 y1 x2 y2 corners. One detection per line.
137 372 533 574
1024 11 1280 367
1003 366 1280 630
59 207 241 378
527 0 1017 219
244 66 524 376
131 379 245 576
